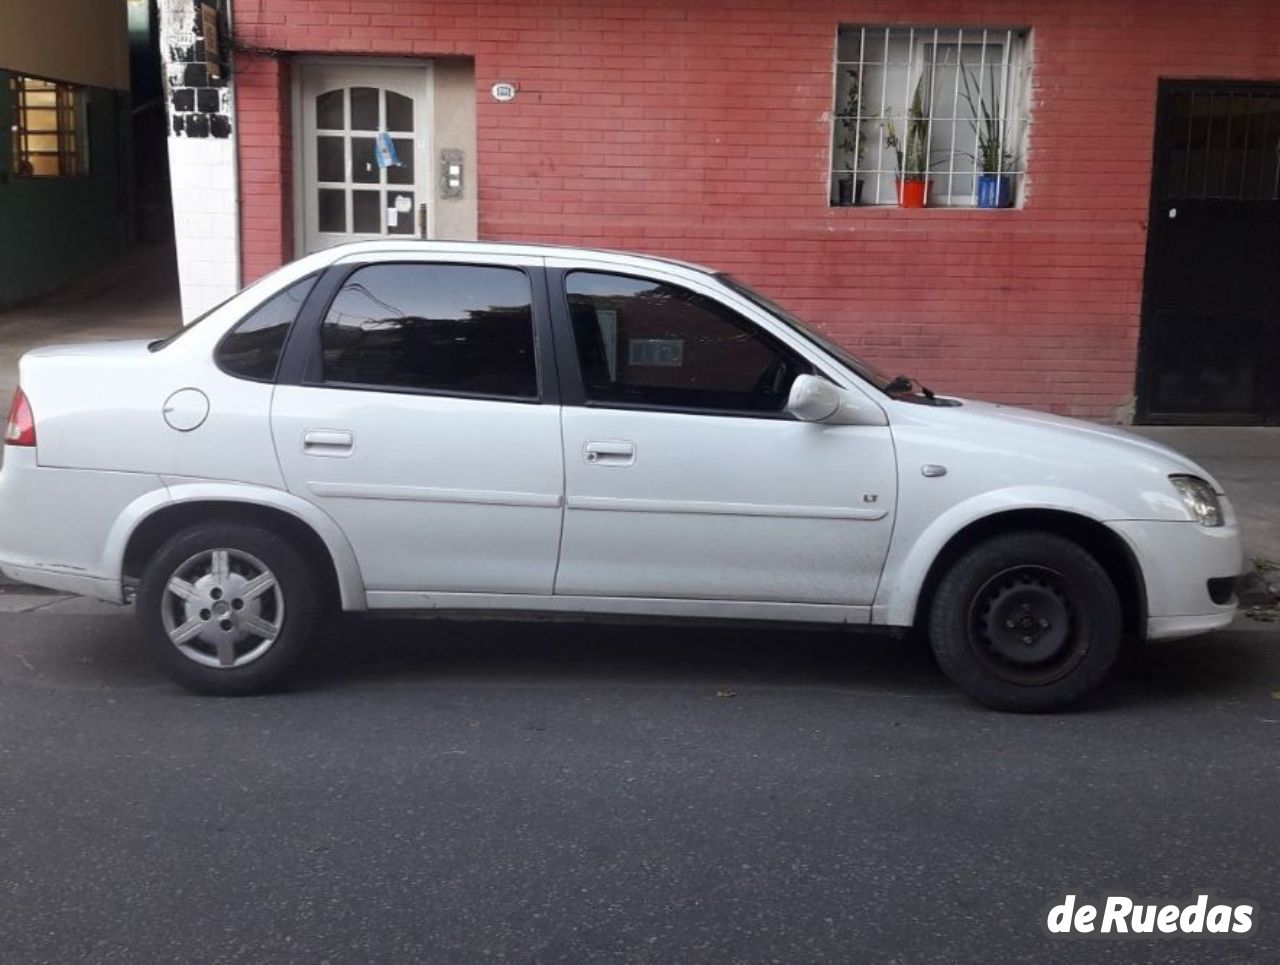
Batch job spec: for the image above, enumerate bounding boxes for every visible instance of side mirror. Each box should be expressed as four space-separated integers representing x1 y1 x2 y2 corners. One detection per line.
786 374 888 426
786 374 842 422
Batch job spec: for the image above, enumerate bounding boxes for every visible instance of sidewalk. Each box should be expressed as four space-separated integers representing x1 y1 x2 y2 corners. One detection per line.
0 257 1276 571
0 243 181 403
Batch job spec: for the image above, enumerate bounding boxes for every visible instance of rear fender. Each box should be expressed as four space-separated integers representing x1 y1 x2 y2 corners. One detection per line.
103 481 368 610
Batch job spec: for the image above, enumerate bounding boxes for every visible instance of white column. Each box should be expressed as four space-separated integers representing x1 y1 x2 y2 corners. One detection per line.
157 0 240 321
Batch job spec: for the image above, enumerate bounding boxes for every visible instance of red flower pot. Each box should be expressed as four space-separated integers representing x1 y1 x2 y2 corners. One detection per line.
896 177 931 208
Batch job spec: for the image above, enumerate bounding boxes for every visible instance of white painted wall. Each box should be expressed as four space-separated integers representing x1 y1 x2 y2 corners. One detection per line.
157 0 240 321
167 137 240 320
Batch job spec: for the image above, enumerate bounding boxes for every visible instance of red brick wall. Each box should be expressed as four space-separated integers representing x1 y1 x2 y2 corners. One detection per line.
231 0 1280 418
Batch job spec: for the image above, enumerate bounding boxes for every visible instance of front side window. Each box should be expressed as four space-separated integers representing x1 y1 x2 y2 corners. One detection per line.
216 275 318 381
565 272 810 414
10 75 86 177
320 264 538 399
830 26 1030 208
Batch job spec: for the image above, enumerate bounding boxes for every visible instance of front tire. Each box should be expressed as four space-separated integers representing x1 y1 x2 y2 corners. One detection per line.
136 522 320 695
928 531 1122 712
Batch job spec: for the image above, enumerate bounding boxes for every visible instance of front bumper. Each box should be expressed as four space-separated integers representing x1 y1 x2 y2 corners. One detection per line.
1108 516 1245 641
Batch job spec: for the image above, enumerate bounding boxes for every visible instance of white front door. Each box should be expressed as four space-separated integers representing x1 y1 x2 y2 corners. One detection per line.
296 61 433 254
550 266 898 606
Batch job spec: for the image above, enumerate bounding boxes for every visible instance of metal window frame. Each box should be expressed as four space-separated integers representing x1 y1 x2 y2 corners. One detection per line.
829 25 1031 209
10 74 88 179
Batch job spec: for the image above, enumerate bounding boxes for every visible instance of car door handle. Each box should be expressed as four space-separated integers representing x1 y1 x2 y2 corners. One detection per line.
302 429 354 456
584 440 635 466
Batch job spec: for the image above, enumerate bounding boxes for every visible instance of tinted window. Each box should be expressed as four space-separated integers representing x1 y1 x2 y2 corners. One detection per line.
565 272 810 413
216 274 317 381
320 264 538 399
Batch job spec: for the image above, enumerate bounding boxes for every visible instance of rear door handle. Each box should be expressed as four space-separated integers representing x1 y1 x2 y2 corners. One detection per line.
584 440 635 466
302 429 354 456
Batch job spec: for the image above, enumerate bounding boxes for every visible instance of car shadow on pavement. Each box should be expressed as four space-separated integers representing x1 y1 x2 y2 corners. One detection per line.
303 617 949 698
5 608 1273 711
282 614 1278 711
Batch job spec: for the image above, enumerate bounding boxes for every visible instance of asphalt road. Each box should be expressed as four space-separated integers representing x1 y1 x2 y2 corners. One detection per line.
1 591 1277 964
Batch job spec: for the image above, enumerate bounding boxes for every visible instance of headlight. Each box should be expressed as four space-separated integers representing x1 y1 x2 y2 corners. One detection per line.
1169 475 1223 527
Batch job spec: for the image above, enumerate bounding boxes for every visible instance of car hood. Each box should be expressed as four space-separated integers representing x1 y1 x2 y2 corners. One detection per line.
888 396 1225 511
957 399 1216 482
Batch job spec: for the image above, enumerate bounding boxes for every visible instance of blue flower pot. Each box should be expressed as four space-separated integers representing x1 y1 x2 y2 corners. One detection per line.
976 174 1012 208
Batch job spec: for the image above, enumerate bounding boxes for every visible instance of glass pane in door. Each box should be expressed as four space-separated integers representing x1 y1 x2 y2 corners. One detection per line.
351 137 378 183
350 87 379 130
316 89 344 129
318 189 346 232
317 136 344 182
352 191 382 233
386 91 414 131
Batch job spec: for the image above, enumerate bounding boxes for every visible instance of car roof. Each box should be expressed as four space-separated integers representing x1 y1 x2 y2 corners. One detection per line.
312 239 717 277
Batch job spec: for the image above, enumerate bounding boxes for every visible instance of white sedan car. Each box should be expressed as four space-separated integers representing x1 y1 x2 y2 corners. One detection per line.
0 242 1243 709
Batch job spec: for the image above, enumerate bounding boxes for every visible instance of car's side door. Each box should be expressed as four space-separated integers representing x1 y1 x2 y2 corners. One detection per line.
548 261 897 608
271 254 565 598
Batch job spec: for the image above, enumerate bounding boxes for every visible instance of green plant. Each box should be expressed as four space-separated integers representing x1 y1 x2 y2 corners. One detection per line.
881 75 931 181
835 66 865 169
959 64 1014 174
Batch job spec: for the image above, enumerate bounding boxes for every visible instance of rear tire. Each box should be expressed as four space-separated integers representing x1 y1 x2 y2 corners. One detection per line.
136 522 320 695
928 531 1122 712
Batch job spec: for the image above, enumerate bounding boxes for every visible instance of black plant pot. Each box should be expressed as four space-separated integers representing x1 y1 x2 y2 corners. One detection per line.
836 176 865 206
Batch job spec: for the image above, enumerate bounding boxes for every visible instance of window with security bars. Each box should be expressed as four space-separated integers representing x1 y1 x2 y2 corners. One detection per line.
1164 89 1280 201
10 75 86 178
830 26 1030 208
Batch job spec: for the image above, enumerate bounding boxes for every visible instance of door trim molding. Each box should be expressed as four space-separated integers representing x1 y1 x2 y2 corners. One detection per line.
308 481 563 509
565 494 887 521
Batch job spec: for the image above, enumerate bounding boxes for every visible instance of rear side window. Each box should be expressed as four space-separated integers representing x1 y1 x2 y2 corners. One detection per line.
319 264 538 400
215 275 317 381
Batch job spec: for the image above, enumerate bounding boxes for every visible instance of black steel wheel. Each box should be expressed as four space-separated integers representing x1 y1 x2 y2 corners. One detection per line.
928 531 1122 712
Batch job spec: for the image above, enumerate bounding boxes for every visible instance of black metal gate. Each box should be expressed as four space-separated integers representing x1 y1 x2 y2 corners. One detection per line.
1137 80 1280 424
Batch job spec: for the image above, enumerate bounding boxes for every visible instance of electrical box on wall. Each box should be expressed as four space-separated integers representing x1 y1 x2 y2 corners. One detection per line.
440 149 464 200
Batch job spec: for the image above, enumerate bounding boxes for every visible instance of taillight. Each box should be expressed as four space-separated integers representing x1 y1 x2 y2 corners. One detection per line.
4 389 35 447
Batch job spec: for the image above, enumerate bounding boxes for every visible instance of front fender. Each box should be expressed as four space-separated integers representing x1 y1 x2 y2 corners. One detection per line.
873 485 1129 628
102 480 368 610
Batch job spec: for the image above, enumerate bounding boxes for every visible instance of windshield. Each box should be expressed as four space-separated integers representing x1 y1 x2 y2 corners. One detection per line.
716 273 895 393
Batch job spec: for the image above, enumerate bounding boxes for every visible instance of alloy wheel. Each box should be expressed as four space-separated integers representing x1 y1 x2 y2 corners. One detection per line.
160 548 285 669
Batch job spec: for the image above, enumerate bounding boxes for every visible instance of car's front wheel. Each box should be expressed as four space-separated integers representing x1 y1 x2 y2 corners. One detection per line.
136 522 320 695
927 531 1122 712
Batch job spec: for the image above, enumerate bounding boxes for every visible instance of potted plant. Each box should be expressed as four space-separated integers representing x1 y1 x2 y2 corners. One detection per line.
961 66 1015 208
881 76 932 208
834 67 865 205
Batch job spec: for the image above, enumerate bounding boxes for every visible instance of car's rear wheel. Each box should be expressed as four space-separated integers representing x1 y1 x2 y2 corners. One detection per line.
927 531 1122 712
136 522 320 695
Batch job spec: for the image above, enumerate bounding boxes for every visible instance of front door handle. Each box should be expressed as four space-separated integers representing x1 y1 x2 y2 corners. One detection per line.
302 429 354 456
584 440 635 466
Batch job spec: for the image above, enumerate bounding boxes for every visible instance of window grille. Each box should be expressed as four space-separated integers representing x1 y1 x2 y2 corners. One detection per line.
830 26 1030 208
1165 90 1280 201
10 75 86 178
